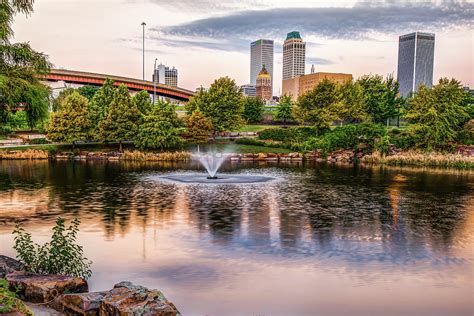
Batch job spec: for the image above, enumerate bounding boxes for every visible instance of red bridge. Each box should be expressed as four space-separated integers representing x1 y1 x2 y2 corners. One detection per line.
42 69 194 101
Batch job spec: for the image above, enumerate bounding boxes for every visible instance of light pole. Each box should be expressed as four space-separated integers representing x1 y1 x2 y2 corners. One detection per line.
153 58 158 104
141 22 146 80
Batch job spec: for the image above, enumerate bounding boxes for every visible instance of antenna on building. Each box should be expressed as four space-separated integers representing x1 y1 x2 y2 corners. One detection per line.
311 64 315 74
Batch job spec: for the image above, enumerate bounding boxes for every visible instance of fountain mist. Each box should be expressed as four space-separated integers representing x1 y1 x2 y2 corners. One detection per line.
193 152 227 178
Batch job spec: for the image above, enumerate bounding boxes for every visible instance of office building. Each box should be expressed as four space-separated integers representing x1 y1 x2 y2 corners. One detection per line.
282 72 353 100
241 84 256 97
250 39 274 95
256 66 272 101
397 32 435 97
282 31 306 81
153 64 178 87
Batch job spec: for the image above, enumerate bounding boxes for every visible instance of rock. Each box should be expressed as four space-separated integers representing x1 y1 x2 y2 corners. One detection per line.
0 255 25 278
6 271 88 304
52 291 107 316
99 281 179 316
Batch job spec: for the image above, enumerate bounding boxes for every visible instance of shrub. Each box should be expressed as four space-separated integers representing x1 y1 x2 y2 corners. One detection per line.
0 279 32 315
258 126 320 143
375 135 391 155
235 137 288 149
13 217 92 279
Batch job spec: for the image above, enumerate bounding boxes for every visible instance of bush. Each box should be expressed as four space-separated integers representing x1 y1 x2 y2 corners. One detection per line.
0 279 32 315
375 135 391 155
28 138 49 145
235 137 288 149
258 126 320 143
13 217 92 279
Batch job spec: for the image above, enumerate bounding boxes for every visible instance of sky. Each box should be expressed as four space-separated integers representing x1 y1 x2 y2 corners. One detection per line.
12 0 474 93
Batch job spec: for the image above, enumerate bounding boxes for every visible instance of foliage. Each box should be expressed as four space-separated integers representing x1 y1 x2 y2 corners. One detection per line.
88 78 116 131
51 88 74 112
274 94 294 123
357 74 402 123
132 90 153 115
336 80 367 123
243 96 264 123
186 77 244 132
186 110 213 144
389 128 414 149
77 85 98 100
405 78 469 149
98 84 141 149
135 100 183 150
234 137 289 149
6 110 28 130
304 123 387 154
0 279 33 315
47 92 91 144
12 217 92 279
295 78 339 129
374 135 391 155
258 126 319 143
0 0 51 127
457 119 474 145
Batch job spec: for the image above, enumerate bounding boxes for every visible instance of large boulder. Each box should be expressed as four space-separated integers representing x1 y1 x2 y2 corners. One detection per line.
0 255 25 278
99 282 180 316
52 291 107 315
6 271 88 303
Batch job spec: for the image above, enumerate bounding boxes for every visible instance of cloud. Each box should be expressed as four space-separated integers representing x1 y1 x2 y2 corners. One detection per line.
154 1 472 46
307 57 333 65
145 0 267 12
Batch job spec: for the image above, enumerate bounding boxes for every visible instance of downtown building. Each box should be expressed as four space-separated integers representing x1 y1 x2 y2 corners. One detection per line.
282 31 306 81
241 84 256 97
397 32 435 97
153 64 178 87
256 65 272 101
250 39 274 96
282 72 353 100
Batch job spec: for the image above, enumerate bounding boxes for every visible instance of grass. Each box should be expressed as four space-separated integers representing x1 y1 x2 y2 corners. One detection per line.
235 125 275 133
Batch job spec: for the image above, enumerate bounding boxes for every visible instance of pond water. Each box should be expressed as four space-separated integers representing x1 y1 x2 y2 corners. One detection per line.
0 160 473 316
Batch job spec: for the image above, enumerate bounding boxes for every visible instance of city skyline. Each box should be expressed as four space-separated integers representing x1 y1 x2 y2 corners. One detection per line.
12 0 473 93
250 39 274 95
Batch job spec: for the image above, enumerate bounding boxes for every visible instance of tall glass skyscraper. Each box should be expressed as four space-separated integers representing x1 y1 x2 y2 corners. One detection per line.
397 32 435 97
282 31 306 81
250 39 274 95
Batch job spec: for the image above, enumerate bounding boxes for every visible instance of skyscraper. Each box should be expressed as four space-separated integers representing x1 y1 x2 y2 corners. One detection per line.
250 39 274 95
282 31 306 81
153 64 178 87
397 32 435 97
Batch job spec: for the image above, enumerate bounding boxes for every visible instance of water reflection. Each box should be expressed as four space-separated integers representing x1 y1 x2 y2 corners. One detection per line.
0 160 473 315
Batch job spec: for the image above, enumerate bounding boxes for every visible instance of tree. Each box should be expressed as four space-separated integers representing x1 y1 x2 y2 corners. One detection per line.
51 88 74 112
135 100 183 150
77 85 99 101
336 80 367 123
405 78 469 149
88 79 116 131
186 77 244 132
357 74 401 124
98 84 141 151
0 0 51 128
47 92 91 149
295 78 339 129
186 110 213 144
275 94 294 125
132 90 152 115
243 96 264 123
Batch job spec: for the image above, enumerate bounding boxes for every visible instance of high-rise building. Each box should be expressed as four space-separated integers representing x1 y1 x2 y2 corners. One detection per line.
282 72 353 100
153 64 178 87
282 31 306 81
397 32 435 97
256 66 272 101
250 39 274 95
241 84 256 97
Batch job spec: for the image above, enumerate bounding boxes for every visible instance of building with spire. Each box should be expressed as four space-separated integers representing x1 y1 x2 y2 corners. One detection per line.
256 65 272 101
250 39 274 96
282 31 306 81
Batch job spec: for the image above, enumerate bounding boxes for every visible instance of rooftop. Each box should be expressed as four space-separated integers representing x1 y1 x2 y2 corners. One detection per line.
286 31 302 40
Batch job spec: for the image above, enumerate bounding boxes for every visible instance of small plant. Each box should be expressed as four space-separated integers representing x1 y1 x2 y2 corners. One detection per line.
375 135 391 155
0 279 33 315
13 217 92 279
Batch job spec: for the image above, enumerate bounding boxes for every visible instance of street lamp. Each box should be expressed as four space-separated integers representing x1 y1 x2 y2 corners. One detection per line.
141 22 146 80
153 58 158 104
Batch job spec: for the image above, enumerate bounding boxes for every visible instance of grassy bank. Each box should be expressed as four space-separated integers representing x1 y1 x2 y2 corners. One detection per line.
361 151 474 169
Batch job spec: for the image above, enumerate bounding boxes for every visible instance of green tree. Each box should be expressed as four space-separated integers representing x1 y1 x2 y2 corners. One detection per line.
275 94 294 125
186 77 244 132
0 0 51 128
186 110 213 144
357 74 401 124
7 110 28 130
88 78 116 131
51 88 74 112
47 92 91 149
336 80 367 123
77 85 99 101
136 100 183 150
243 96 264 123
295 78 339 129
405 78 469 149
132 90 153 115
98 84 141 151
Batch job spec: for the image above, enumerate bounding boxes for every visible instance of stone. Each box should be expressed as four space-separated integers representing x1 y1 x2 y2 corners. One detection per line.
6 271 88 304
0 255 25 278
99 281 180 316
53 291 107 316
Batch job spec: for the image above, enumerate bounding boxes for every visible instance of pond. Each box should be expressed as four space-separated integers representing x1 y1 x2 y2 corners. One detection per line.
0 160 472 316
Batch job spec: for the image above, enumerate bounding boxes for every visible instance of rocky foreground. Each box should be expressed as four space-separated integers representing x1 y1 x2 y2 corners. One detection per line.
0 255 180 316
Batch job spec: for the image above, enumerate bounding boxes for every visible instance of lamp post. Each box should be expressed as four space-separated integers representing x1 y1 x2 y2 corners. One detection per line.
153 58 158 104
141 22 146 80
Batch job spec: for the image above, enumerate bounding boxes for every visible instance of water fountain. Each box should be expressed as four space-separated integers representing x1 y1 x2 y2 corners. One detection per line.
194 152 226 179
